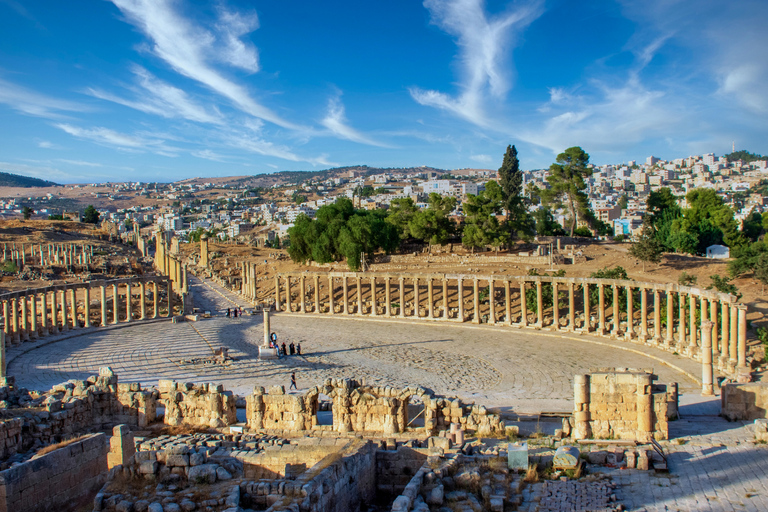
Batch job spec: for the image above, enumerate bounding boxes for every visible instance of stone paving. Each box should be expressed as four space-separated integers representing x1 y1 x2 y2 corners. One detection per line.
9 275 706 413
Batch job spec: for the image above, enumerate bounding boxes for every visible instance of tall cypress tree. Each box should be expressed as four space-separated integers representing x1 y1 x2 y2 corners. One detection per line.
497 144 533 240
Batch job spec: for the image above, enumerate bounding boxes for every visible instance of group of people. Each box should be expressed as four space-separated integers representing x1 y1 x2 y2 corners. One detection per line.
269 333 301 357
225 307 243 318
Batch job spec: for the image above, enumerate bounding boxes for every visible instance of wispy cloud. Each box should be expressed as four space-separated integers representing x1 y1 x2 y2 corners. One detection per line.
54 123 181 156
191 149 229 162
410 0 543 126
0 161 79 181
469 153 493 164
228 133 333 167
87 66 223 124
110 0 299 129
37 140 60 149
215 7 260 72
0 78 85 118
321 93 389 147
57 159 103 167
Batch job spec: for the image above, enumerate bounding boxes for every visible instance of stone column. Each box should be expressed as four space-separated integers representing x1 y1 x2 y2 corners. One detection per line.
520 280 527 327
314 276 320 314
370 276 377 316
573 374 591 440
552 282 559 330
40 292 48 335
701 320 714 396
678 292 686 349
20 295 29 341
611 285 619 337
399 277 405 318
640 287 647 341
597 284 605 335
488 279 495 324
3 301 9 340
385 277 391 317
568 281 575 331
582 283 589 332
61 288 69 331
29 294 37 338
153 282 159 319
636 373 654 444
427 278 434 319
721 301 730 364
536 280 543 328
356 276 363 314
167 279 173 317
329 276 335 314
413 277 420 318
0 329 4 377
101 286 108 326
50 291 58 332
473 278 480 323
112 284 119 324
700 297 707 351
263 310 270 346
737 304 747 369
653 289 661 343
689 294 697 353
710 299 719 359
274 276 281 312
343 277 349 315
299 275 306 313
139 282 146 320
10 298 18 343
458 278 464 322
443 279 449 320
125 282 132 322
69 288 78 329
285 277 292 313
505 280 512 325
730 304 738 366
626 285 634 341
665 290 673 348
83 287 91 328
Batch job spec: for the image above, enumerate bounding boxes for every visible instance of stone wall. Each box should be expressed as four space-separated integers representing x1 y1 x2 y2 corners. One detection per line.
246 379 505 436
721 382 768 420
159 380 237 428
376 446 429 496
376 254 551 265
0 433 108 512
0 419 21 461
571 369 675 442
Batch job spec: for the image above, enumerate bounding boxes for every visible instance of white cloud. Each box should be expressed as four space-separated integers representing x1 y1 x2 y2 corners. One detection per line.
0 161 78 181
54 123 181 156
228 133 333 166
469 154 493 164
320 94 388 147
37 140 59 149
87 66 223 124
191 149 228 162
410 0 543 126
215 7 260 72
57 159 103 167
110 0 299 129
0 78 85 118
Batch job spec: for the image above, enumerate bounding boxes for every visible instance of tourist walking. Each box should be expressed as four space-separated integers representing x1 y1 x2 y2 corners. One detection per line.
289 342 295 355
233 308 238 318
290 372 297 390
296 343 301 355
281 342 287 357
226 308 231 317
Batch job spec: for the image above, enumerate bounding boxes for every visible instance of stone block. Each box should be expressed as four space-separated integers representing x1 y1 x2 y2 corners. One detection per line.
507 442 528 470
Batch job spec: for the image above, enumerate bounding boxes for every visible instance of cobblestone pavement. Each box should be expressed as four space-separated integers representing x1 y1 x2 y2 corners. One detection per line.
8 275 706 413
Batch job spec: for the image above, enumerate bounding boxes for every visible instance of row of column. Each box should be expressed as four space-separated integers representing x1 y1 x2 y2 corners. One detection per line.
2 243 94 268
273 275 748 375
1 279 171 345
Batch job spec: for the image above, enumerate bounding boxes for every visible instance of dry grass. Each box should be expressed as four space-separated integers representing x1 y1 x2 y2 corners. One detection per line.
523 463 540 484
34 435 89 458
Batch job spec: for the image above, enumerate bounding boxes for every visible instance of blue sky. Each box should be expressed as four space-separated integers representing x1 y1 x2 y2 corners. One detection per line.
1 0 766 184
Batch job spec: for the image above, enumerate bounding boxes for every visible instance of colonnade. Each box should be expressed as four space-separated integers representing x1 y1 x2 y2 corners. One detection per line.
273 272 748 383
0 277 173 348
153 232 188 296
2 242 94 269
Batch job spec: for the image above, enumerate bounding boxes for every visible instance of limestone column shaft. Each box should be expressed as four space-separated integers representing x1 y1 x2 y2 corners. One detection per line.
598 284 605 335
399 278 405 318
488 279 495 324
356 276 362 314
612 285 619 336
112 284 119 324
443 279 449 320
263 310 270 346
729 304 738 365
701 320 714 396
652 289 661 342
299 276 306 313
20 295 29 341
125 283 132 322
153 282 159 319
640 288 648 340
678 293 686 348
568 282 575 331
582 283 589 332
710 299 718 357
371 277 378 316
689 295 697 351
721 301 730 362
700 297 707 350
414 277 420 318
665 291 673 348
10 298 18 343
0 329 4 378
83 287 91 328
30 294 37 337
385 278 392 317
737 305 747 369
40 293 48 335
343 277 349 315
69 288 78 329
61 288 69 331
314 276 320 314
101 286 108 326
458 279 464 322
536 281 543 327
552 282 559 330
2 301 9 339
505 280 512 325
286 277 292 313
167 279 173 317
626 285 634 340
473 279 481 324
329 276 335 314
139 282 146 320
427 278 434 319
50 291 58 332
519 281 526 326
274 276 281 311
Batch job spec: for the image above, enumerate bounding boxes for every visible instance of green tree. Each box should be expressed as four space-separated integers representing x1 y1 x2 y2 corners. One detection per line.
409 193 456 247
496 144 534 239
540 147 593 237
22 206 33 220
678 272 697 286
82 205 100 224
742 210 765 242
617 195 629 209
385 198 419 240
729 240 768 277
462 181 506 252
629 220 664 271
533 207 565 236
754 253 768 294
707 275 740 299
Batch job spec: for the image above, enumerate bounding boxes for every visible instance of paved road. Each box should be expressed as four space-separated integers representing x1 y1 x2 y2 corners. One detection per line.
7 275 709 414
